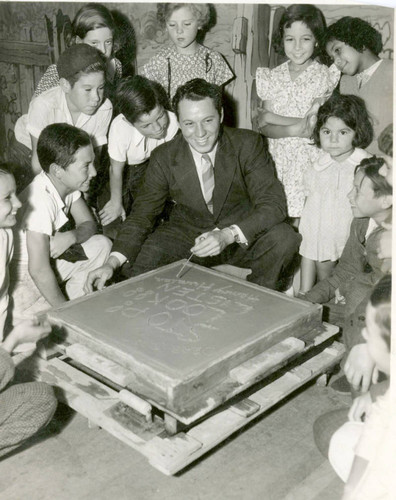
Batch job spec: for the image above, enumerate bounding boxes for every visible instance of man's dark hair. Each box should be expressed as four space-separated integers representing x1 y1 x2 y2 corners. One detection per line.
172 78 222 119
37 123 92 172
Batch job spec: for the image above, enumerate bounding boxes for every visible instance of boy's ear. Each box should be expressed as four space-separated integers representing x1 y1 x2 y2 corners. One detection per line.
381 194 393 210
59 77 71 94
51 163 64 178
75 36 83 45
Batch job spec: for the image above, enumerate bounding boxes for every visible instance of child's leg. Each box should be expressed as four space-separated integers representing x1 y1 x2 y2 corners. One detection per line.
300 256 316 293
56 235 112 300
328 421 364 482
0 381 57 458
316 260 337 281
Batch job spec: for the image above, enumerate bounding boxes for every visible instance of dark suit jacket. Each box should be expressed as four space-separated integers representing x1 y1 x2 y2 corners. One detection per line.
112 126 288 263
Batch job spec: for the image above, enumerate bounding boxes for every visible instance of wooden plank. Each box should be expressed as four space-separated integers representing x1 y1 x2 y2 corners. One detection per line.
66 343 135 387
0 40 51 66
149 342 345 475
230 337 305 384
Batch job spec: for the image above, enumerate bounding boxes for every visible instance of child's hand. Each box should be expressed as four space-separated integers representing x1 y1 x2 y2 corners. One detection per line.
50 232 75 259
344 343 376 392
99 201 126 226
2 317 52 353
348 392 373 422
335 288 346 305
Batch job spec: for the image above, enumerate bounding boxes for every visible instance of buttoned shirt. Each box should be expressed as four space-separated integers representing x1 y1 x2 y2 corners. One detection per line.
15 87 113 149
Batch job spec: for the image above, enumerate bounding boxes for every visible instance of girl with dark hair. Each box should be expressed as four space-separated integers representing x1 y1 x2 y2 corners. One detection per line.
141 3 233 99
325 17 393 155
35 3 123 96
97 76 179 238
299 94 373 292
256 4 341 225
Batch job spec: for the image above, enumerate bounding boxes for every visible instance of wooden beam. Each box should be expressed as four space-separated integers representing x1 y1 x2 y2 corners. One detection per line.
0 40 51 66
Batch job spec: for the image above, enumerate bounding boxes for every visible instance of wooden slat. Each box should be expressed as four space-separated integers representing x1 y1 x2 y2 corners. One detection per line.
0 40 51 66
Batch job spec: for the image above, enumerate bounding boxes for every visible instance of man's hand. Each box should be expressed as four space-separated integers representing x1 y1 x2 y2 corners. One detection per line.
2 317 52 353
344 343 376 393
191 229 234 258
84 263 115 293
348 392 373 422
50 231 76 259
99 200 126 226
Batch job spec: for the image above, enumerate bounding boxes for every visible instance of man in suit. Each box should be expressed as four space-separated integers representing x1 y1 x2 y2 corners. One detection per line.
85 79 300 292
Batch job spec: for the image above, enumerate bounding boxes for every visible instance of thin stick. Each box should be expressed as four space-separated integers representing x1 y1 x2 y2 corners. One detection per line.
176 253 194 279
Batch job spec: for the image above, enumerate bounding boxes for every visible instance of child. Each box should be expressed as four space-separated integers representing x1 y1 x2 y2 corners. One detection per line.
0 164 57 458
35 3 123 96
14 44 113 183
299 94 373 292
325 17 393 156
305 157 392 393
141 3 234 99
256 4 341 224
97 75 179 239
9 124 112 326
328 275 392 499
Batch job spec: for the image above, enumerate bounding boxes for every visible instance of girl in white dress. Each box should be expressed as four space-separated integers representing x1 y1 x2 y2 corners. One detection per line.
299 93 373 292
256 4 340 226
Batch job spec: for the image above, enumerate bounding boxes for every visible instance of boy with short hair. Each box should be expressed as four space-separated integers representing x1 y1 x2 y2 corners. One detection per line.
14 44 113 181
9 124 111 324
305 157 392 393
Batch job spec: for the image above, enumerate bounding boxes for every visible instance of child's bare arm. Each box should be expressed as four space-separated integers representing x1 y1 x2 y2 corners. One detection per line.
30 135 42 175
258 100 318 139
99 159 126 226
51 198 97 259
27 231 66 307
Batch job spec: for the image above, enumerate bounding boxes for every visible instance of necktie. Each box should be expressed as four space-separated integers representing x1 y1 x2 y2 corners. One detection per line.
201 154 215 213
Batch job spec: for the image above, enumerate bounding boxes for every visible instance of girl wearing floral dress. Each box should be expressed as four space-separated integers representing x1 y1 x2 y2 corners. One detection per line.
256 4 340 226
141 3 234 100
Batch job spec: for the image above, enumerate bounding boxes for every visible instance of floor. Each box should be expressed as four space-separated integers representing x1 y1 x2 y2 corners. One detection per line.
0 380 349 500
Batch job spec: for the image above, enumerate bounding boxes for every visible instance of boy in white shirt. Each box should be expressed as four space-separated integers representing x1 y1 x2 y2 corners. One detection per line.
9 124 111 324
14 44 113 188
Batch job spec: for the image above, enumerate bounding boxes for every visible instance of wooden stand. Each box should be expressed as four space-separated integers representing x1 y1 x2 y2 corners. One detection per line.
20 322 343 476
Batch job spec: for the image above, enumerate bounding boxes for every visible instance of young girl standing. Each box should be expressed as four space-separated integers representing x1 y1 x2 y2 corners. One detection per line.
35 3 123 96
299 94 373 292
141 3 234 99
325 17 393 156
256 4 340 224
97 75 179 239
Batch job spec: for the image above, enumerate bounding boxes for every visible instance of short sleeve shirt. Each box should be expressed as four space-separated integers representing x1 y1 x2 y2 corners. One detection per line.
14 87 113 149
108 110 179 165
14 172 81 266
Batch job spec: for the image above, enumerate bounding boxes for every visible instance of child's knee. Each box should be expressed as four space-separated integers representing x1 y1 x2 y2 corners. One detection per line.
82 235 112 262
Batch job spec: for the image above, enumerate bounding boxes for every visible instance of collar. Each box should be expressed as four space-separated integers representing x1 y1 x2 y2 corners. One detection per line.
356 60 382 88
189 144 218 167
37 171 66 210
314 148 368 171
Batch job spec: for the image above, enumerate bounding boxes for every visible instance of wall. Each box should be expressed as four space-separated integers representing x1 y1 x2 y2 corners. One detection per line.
0 2 393 158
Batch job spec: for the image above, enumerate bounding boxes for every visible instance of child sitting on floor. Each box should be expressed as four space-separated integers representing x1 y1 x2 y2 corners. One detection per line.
14 44 113 188
304 156 392 394
0 163 56 458
328 275 392 499
9 124 111 326
141 3 234 100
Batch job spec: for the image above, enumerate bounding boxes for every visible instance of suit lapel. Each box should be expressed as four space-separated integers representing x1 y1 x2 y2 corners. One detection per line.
213 130 237 218
173 139 208 212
